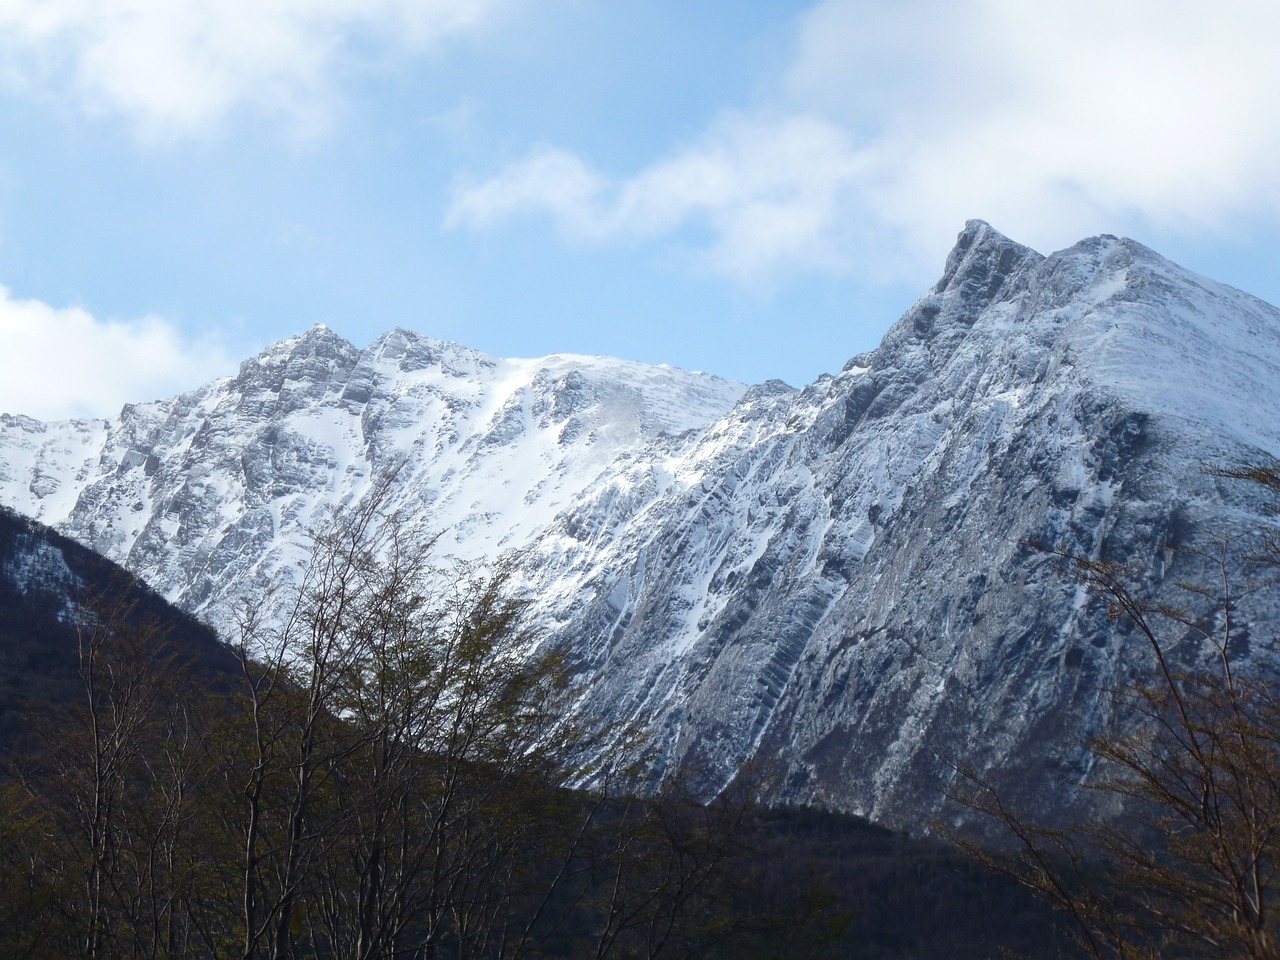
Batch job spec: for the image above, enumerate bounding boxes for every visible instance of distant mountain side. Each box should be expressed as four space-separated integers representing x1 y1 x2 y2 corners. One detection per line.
2 221 1278 830
0 504 237 738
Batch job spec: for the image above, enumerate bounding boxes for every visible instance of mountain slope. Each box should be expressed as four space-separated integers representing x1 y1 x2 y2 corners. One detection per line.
0 504 237 738
2 221 1277 828
526 222 1280 827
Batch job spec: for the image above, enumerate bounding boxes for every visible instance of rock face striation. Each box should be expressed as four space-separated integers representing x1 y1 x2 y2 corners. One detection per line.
3 221 1279 829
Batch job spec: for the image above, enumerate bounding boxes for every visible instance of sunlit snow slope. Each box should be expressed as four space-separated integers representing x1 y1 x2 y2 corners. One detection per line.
0 328 746 631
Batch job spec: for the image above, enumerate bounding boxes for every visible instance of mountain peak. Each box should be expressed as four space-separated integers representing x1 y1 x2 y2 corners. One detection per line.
239 324 358 379
279 322 350 355
226 326 364 419
932 220 1044 302
365 327 494 379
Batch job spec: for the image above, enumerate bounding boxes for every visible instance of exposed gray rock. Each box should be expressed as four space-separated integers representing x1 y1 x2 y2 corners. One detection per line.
512 221 1280 829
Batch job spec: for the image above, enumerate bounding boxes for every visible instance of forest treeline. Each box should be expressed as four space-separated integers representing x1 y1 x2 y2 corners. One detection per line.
1 490 788 959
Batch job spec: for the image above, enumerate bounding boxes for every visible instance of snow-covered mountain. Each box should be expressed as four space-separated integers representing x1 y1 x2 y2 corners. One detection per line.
530 222 1280 828
3 221 1278 830
0 330 745 629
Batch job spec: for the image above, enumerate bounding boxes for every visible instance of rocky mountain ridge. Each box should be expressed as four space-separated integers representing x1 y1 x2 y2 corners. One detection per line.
2 221 1278 829
0 328 745 628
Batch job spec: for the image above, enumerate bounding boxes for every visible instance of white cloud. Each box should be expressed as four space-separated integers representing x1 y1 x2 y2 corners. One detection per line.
0 0 512 140
447 114 874 286
785 0 1280 261
448 0 1280 284
0 287 236 420
447 147 612 239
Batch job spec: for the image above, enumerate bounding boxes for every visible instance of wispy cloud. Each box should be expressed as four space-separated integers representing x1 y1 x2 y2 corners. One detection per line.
447 114 873 287
447 0 1280 285
448 147 613 239
0 288 236 420
0 0 513 140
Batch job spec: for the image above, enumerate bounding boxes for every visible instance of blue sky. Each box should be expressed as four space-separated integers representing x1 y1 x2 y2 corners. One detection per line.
1 0 1278 419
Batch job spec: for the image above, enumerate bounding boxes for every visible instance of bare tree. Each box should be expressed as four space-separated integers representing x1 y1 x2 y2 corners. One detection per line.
3 473 783 959
14 582 216 960
225 476 593 960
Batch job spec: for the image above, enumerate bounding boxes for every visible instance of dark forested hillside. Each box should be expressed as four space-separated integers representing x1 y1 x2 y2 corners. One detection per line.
0 503 239 737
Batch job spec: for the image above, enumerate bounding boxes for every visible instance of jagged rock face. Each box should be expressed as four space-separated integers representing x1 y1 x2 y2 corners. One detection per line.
506 222 1280 828
1 221 1278 830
